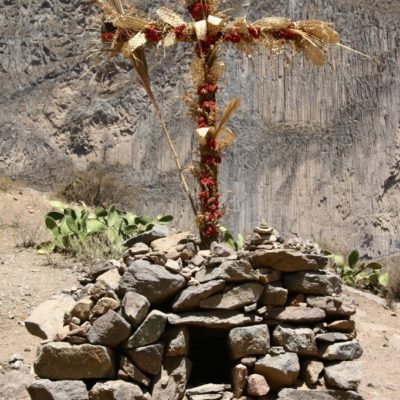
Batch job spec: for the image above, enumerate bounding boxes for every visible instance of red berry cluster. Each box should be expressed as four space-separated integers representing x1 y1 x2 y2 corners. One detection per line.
202 156 221 165
175 24 186 40
101 31 115 42
202 100 216 112
145 26 161 42
189 3 209 21
197 116 207 128
273 29 297 40
224 30 241 43
197 83 218 95
248 26 261 39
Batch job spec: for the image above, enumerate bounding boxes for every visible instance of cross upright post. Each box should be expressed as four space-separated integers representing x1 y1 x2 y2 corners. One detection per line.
91 0 341 248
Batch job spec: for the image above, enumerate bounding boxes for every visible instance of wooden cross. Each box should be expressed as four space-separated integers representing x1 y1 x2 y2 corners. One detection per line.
91 0 340 247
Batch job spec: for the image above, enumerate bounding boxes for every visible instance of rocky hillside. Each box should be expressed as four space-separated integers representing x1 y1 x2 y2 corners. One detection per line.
1 0 400 258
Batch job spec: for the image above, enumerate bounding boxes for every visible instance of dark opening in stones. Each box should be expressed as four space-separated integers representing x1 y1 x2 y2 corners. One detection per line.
188 327 231 387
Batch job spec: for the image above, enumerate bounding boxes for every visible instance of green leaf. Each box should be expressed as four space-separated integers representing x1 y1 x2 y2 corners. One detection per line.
322 249 333 256
37 241 56 255
379 272 390 287
94 207 108 217
157 215 174 223
47 211 64 221
366 262 383 271
135 216 153 226
123 225 139 236
107 210 121 228
333 255 345 269
144 223 154 232
49 200 65 210
219 226 228 234
87 219 106 234
65 216 79 234
236 233 245 250
45 216 58 232
348 249 359 268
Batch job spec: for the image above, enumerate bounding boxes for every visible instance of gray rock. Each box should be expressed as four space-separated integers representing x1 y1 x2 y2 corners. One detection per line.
265 306 326 323
232 363 248 398
246 374 270 396
172 280 225 311
273 325 318 356
319 340 363 361
91 297 120 318
188 395 222 400
284 271 342 295
117 260 186 304
316 333 351 343
185 384 225 396
228 325 270 359
307 295 356 316
151 232 190 252
246 249 325 271
34 343 115 380
152 357 192 400
277 389 363 399
199 283 264 310
258 268 282 284
25 294 75 340
165 326 190 357
303 360 324 387
89 380 143 400
27 379 89 400
260 283 288 306
88 261 116 280
127 242 151 256
70 297 93 322
96 269 121 291
195 260 260 283
168 311 262 329
124 225 169 247
122 292 150 327
87 310 131 348
327 320 356 333
120 356 151 386
126 343 164 375
125 310 167 348
324 361 361 390
254 352 300 389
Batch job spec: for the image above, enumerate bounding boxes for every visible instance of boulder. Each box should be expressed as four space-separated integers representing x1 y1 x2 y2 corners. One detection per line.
96 269 121 291
307 295 356 316
120 356 151 386
324 361 361 390
124 225 169 247
258 268 282 284
27 379 89 400
89 380 143 400
260 283 288 306
88 261 116 280
277 389 363 400
70 297 93 321
303 360 324 387
34 343 115 380
319 340 363 361
126 343 164 375
125 310 167 349
152 357 192 400
172 280 226 311
25 294 75 340
91 297 120 318
168 311 262 329
247 374 270 396
254 352 300 389
273 325 318 356
265 306 326 324
122 292 150 327
284 271 342 295
165 326 190 357
117 260 186 304
87 310 131 348
199 283 264 310
246 249 326 271
228 325 270 359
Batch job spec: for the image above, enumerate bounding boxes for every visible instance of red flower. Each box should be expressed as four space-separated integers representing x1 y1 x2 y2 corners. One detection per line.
224 30 241 43
197 116 207 128
175 24 186 40
197 83 218 95
189 3 209 21
200 175 216 187
248 26 261 39
101 31 115 42
202 156 221 165
145 26 161 42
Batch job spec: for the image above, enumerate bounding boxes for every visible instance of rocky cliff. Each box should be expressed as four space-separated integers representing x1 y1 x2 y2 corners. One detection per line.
1 0 399 258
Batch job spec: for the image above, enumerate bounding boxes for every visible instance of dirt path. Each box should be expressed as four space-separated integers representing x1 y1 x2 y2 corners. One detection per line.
0 187 399 399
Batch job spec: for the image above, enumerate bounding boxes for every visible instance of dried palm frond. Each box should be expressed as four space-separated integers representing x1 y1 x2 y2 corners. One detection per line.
194 20 208 41
191 56 206 87
157 7 186 27
125 32 147 53
296 20 339 44
254 17 292 31
214 98 240 137
113 15 150 31
163 31 177 47
208 59 225 84
296 38 325 65
218 127 236 150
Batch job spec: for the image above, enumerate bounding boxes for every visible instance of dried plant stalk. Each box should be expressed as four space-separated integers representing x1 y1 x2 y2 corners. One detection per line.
191 57 206 87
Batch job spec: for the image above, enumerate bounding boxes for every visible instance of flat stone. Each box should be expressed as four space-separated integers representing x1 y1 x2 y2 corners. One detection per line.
172 280 226 312
126 343 164 375
327 320 356 333
25 294 75 340
151 232 190 252
122 292 150 327
199 283 264 310
232 363 248 398
324 361 361 390
304 360 324 387
307 295 356 316
189 395 222 400
27 379 89 400
165 326 190 357
124 225 169 247
168 311 262 329
88 261 116 280
228 324 270 359
319 340 363 360
128 242 150 255
34 342 115 380
87 310 131 348
185 384 225 395
247 374 270 396
265 306 326 324
126 310 167 348
96 269 121 291
316 333 352 343
277 389 363 400
254 352 300 389
71 297 93 321
273 325 318 356
246 249 326 271
120 356 151 386
284 271 342 295
260 283 288 306
117 260 186 304
195 260 260 283
152 357 192 400
91 297 120 318
89 380 143 400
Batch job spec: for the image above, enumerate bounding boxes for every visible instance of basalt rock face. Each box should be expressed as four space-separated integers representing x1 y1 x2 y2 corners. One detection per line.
1 0 400 258
25 224 364 399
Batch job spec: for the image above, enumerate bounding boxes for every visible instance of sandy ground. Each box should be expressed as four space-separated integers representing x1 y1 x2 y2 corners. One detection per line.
0 187 399 399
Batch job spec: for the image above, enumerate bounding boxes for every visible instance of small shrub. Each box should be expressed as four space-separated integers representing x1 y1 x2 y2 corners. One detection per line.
219 226 245 251
16 222 44 249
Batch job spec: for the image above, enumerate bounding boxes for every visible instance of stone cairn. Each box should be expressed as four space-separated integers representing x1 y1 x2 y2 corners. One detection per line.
25 223 363 400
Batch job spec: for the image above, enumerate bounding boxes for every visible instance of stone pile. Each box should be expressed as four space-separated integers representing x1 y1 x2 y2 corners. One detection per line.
25 224 363 400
